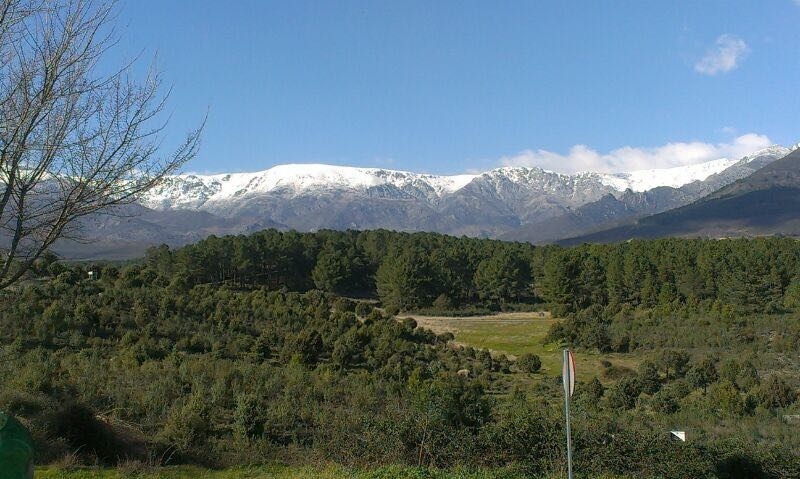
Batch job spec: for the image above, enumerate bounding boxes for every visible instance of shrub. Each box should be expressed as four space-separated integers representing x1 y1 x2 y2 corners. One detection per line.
516 353 542 374
355 302 374 317
757 375 796 409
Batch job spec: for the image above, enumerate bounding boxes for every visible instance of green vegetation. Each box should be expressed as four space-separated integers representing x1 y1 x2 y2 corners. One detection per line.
445 318 552 358
37 465 352 479
401 313 638 380
400 313 555 355
1 229 799 478
35 464 554 479
515 353 541 374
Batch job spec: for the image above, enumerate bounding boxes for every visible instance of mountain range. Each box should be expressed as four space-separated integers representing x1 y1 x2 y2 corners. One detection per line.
559 146 800 245
58 144 800 259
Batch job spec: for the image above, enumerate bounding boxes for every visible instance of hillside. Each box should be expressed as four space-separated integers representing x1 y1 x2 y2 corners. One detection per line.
6 230 800 477
560 147 800 244
505 146 789 244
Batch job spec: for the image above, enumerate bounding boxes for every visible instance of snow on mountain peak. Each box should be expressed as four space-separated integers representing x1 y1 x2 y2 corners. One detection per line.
259 163 478 195
142 145 790 210
595 145 789 193
740 144 790 161
143 164 479 210
598 157 739 192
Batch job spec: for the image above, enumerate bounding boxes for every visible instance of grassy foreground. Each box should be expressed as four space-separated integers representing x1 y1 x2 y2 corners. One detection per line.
37 465 625 479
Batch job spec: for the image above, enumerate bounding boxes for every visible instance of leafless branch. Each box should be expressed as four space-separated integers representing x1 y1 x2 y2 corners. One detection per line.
0 0 203 289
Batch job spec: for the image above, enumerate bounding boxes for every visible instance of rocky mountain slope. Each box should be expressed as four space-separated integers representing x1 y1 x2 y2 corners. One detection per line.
54 145 794 258
559 147 800 245
503 146 790 243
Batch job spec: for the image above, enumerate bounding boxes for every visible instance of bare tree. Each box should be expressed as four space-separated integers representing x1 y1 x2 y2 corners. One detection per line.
0 0 203 289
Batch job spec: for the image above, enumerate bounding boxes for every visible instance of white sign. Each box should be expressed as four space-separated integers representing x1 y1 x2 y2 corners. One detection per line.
670 431 686 442
562 349 575 397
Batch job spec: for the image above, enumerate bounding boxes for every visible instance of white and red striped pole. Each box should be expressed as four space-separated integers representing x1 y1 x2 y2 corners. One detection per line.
562 349 576 479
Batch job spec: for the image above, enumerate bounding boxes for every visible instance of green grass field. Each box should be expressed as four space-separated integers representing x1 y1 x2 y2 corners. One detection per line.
37 465 350 479
37 465 627 479
400 312 640 382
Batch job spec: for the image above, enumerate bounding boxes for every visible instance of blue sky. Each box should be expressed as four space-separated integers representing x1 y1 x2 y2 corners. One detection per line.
117 1 800 175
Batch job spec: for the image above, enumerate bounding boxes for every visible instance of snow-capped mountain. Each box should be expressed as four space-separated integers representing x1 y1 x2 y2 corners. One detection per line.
558 146 800 245
58 144 794 259
503 145 792 243
142 164 479 210
597 157 742 192
594 145 791 192
143 146 790 213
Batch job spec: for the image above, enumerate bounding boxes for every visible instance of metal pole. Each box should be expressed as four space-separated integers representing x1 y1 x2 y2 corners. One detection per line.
564 349 574 479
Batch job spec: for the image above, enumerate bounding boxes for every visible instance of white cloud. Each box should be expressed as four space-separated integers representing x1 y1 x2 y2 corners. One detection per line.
694 34 749 75
499 134 773 174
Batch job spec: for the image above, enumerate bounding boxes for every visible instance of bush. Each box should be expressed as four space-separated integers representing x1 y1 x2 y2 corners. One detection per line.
757 375 796 409
650 390 680 414
355 302 374 317
585 377 605 401
516 353 542 374
49 403 120 464
607 377 641 410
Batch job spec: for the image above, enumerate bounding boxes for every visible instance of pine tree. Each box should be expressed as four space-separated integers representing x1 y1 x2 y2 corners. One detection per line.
376 246 435 311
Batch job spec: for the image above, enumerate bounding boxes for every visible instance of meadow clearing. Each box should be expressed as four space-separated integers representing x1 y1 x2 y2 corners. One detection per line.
398 312 640 382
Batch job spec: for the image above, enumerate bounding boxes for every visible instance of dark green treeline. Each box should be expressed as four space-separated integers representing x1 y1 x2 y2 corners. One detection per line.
142 229 800 315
